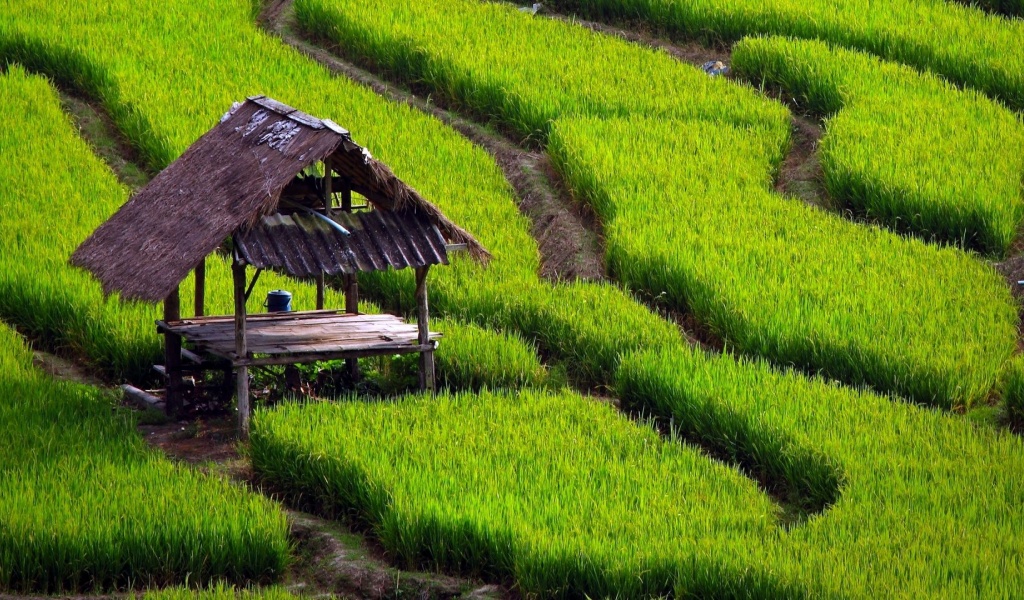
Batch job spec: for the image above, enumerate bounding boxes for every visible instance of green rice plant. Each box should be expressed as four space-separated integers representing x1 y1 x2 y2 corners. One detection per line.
251 390 805 598
434 319 551 390
141 584 298 600
0 60 549 389
733 36 1024 257
0 320 289 591
550 115 1018 406
545 0 1024 108
294 0 790 152
616 345 1024 598
253 364 1024 597
0 0 687 391
4 3 1024 597
1000 354 1024 426
290 0 1019 406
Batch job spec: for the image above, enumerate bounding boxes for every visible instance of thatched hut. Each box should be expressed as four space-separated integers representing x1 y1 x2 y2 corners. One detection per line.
72 96 487 437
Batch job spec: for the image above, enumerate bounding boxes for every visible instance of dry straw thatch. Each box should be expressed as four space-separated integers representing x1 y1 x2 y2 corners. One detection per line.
71 96 488 303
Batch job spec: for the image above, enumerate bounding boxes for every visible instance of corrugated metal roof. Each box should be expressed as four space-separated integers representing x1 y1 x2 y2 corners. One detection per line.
235 209 449 276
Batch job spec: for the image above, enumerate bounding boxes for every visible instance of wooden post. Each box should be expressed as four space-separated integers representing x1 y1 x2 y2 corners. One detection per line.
163 286 183 417
415 266 434 393
323 158 333 213
341 183 352 212
317 159 332 311
194 257 206 317
316 273 325 310
345 273 359 378
233 253 250 440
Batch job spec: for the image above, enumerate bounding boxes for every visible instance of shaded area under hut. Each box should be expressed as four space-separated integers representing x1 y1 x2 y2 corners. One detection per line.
71 95 488 437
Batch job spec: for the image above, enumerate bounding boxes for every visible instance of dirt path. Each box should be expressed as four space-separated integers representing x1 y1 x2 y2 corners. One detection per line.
140 418 508 600
260 0 605 283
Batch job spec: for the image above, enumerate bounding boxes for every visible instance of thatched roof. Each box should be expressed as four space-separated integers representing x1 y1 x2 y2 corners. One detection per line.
71 96 488 303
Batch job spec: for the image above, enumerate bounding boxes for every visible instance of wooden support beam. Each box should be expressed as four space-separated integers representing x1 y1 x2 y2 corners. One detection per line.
341 182 352 212
121 384 164 411
323 158 333 213
345 273 359 378
194 257 206 317
233 253 250 440
415 266 435 393
230 343 435 368
316 273 325 310
163 286 183 417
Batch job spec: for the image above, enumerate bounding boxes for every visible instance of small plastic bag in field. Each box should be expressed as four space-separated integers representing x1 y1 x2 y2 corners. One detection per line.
702 61 730 76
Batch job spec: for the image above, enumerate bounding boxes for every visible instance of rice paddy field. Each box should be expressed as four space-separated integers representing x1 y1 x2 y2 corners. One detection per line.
1 0 1023 597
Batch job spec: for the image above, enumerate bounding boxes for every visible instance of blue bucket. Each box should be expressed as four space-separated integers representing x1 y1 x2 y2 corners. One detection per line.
265 290 293 312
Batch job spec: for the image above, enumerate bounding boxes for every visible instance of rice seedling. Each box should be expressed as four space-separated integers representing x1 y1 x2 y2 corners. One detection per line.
1000 355 1024 425
0 315 289 591
733 36 1024 257
294 0 790 150
252 367 1024 598
549 115 1018 406
616 345 1024 598
0 0 685 391
141 584 298 600
544 0 1024 109
0 60 549 390
250 390 800 598
5 2 1024 597
290 0 1018 406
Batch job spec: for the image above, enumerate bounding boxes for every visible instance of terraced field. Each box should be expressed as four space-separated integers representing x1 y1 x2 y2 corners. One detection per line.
1 0 1023 597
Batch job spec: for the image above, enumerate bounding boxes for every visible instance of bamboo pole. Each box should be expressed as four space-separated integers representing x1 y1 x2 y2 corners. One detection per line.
233 253 250 440
415 266 434 393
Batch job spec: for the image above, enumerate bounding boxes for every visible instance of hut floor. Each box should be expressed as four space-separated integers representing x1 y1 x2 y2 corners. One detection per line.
159 310 437 366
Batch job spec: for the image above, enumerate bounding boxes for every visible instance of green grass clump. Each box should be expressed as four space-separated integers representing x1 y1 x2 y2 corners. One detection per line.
251 390 802 598
0 319 289 592
734 36 1024 257
550 115 1018 406
545 0 1024 108
617 346 1024 598
434 319 551 390
141 584 297 600
1000 355 1024 426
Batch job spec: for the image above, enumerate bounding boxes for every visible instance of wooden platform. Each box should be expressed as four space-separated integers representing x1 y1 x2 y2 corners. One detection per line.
157 310 438 367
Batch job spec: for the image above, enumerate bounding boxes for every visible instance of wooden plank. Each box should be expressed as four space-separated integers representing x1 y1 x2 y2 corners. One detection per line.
233 343 436 367
180 329 437 347
166 319 426 341
122 384 164 411
165 311 397 328
167 309 347 326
